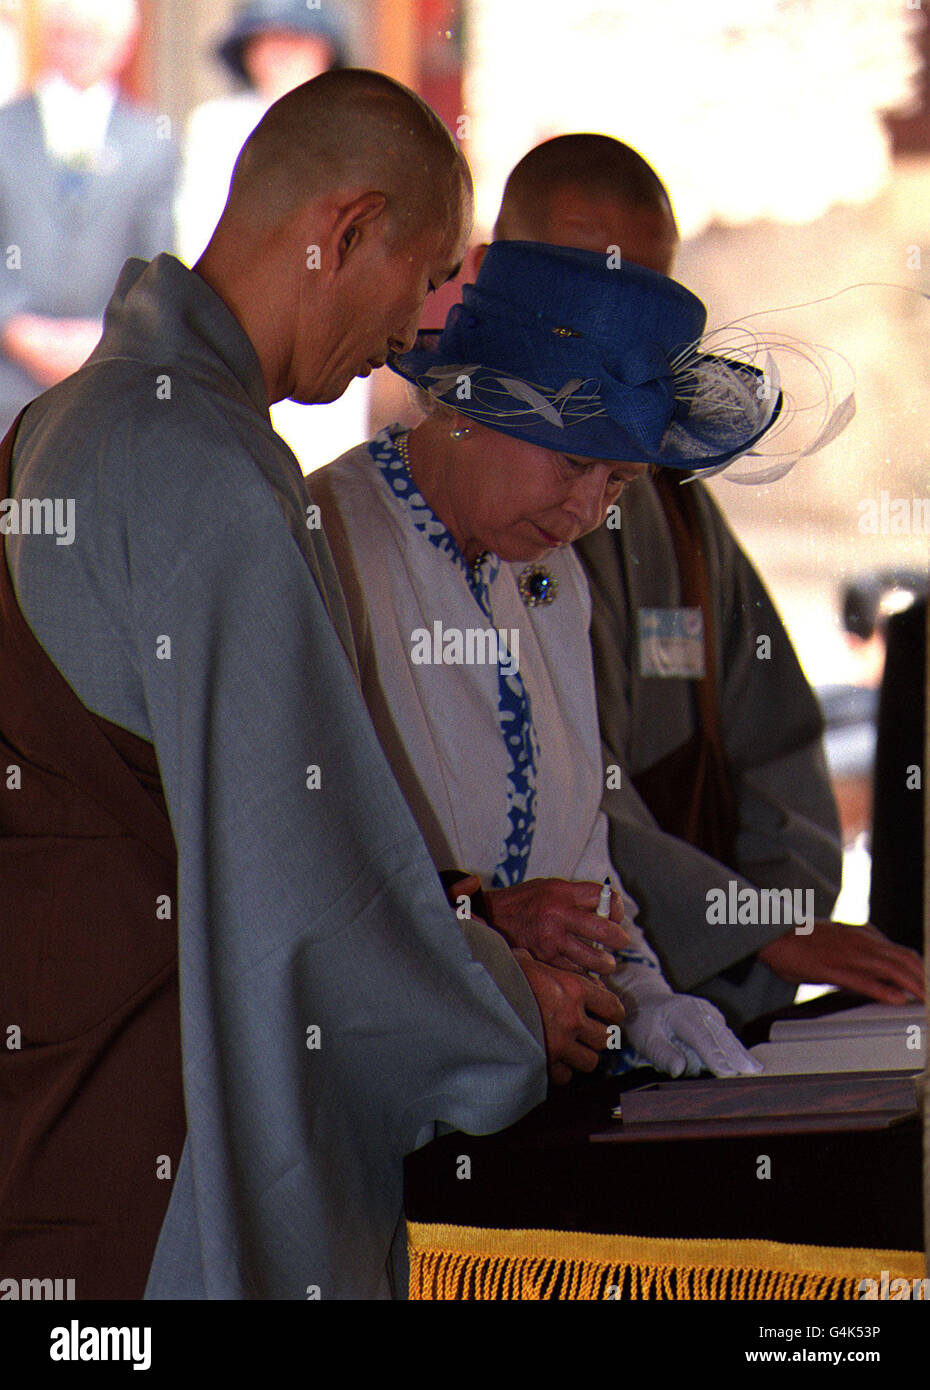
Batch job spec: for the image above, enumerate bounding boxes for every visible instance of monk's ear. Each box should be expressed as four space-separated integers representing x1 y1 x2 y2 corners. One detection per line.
463 242 489 280
332 192 389 265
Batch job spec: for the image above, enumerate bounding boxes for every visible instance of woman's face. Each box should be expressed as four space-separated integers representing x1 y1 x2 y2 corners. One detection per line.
451 420 650 562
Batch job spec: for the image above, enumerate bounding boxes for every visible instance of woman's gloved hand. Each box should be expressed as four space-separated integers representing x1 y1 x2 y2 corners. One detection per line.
610 957 762 1078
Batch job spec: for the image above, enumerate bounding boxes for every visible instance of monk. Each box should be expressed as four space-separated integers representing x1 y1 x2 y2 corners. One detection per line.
0 71 554 1301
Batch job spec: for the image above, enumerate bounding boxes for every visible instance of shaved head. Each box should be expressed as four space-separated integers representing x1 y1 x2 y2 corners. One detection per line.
493 133 677 274
225 68 470 245
196 70 471 411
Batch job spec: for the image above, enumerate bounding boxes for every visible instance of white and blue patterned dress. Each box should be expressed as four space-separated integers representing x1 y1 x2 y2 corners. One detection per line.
310 426 660 973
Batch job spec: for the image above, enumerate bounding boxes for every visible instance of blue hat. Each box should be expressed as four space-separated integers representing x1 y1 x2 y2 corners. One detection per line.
389 242 783 470
217 1 347 85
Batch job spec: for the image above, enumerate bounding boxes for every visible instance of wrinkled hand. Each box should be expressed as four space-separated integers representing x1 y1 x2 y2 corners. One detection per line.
758 920 924 1005
514 949 625 1085
616 979 761 1079
485 877 629 974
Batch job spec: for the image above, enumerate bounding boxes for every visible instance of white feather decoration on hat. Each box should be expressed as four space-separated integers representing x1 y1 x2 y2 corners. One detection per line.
667 323 855 483
495 377 566 428
672 350 779 434
418 364 606 429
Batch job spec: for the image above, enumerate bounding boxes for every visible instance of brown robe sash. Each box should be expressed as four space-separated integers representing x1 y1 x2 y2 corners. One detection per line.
630 471 738 868
0 412 185 1299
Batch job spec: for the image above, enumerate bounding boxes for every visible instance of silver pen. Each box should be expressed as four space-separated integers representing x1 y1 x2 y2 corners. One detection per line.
593 876 612 950
587 876 614 981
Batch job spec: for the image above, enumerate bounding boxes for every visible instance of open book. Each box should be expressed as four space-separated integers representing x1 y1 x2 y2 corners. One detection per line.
748 1001 926 1076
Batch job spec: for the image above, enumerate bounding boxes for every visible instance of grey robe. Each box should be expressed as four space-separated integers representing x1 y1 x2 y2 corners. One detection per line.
6 254 546 1299
576 479 843 1028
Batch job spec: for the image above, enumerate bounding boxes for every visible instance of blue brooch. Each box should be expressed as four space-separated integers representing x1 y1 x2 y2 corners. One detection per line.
518 564 558 607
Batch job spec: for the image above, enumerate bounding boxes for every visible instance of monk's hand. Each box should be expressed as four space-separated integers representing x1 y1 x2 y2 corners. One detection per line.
485 877 629 974
758 920 925 1004
513 949 624 1085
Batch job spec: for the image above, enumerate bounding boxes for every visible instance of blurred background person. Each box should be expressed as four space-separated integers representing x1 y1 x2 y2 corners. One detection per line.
0 0 176 434
175 0 369 473
818 570 928 922
175 0 346 264
839 570 928 690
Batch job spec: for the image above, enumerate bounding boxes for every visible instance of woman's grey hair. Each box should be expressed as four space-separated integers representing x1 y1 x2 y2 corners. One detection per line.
406 384 461 422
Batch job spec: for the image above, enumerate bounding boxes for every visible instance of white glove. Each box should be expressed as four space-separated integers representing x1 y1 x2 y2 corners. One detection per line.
608 944 762 1079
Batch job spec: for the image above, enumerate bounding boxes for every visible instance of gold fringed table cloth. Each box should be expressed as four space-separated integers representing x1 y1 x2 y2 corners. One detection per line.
408 1222 925 1301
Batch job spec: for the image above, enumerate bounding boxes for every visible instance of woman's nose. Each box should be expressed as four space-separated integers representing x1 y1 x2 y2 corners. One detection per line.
567 467 613 531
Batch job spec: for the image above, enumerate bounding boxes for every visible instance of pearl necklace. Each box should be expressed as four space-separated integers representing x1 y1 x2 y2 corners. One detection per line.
395 430 490 578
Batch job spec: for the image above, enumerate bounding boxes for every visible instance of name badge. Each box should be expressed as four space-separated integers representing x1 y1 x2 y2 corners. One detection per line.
638 607 705 678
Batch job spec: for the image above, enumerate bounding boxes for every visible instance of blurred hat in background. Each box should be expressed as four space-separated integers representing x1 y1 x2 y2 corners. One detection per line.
217 0 348 84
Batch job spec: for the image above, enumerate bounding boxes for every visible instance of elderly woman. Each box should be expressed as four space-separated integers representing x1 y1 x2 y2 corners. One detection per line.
310 242 780 1081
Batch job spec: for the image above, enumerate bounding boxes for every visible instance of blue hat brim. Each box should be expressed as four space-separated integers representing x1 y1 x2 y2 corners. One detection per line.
390 332 783 472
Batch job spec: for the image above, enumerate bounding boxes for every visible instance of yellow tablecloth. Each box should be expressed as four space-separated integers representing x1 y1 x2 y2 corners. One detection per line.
408 1221 926 1300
